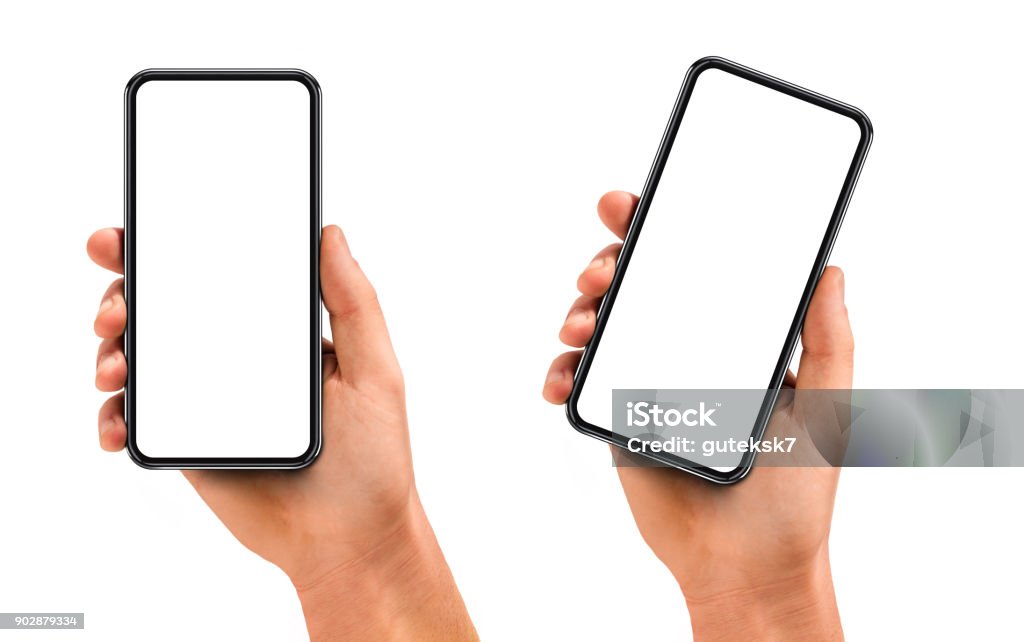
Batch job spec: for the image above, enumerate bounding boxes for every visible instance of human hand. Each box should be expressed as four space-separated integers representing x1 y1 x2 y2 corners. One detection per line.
544 191 849 641
89 225 477 641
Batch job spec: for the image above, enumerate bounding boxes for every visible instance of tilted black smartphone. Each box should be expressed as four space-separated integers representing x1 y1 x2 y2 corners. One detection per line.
124 69 321 469
567 57 872 483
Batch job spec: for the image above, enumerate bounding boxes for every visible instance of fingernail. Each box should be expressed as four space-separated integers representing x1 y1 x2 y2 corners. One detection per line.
837 270 845 299
587 257 608 271
99 297 114 314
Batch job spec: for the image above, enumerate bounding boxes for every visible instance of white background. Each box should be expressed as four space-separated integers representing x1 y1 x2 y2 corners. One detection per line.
1 1 1022 640
135 80 312 459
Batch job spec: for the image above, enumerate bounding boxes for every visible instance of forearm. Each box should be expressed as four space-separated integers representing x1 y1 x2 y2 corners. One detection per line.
294 500 477 641
683 552 842 642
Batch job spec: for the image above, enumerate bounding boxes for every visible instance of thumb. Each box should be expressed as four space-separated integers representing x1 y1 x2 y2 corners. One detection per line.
320 225 400 385
795 266 853 390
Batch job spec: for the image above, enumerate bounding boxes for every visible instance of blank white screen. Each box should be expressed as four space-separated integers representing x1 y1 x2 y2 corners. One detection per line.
577 68 862 464
133 80 312 459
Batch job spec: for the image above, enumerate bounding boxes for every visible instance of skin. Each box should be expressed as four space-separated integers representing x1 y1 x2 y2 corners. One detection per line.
88 225 478 641
544 191 850 641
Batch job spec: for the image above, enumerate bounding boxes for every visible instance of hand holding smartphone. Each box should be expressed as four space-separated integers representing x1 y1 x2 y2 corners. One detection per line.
91 70 478 639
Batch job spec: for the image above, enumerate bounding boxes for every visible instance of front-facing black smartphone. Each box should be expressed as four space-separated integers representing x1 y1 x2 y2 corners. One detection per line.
124 69 321 469
567 57 872 483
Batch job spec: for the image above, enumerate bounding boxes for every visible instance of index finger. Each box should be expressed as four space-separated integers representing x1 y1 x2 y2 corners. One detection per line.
86 228 124 274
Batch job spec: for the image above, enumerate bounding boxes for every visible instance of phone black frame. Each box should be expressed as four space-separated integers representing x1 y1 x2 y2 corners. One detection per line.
124 68 322 469
566 56 873 484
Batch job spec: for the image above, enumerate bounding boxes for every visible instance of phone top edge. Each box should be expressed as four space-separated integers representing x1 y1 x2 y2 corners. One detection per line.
688 56 873 141
125 68 321 94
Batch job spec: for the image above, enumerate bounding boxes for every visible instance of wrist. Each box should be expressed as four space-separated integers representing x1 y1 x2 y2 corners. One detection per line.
292 497 476 641
683 550 842 642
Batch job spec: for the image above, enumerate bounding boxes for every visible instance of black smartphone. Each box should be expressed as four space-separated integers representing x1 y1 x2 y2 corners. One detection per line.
124 69 321 469
566 57 872 483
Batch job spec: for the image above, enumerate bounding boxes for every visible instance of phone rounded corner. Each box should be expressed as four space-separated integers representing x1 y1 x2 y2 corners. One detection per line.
715 460 755 485
287 69 321 101
125 69 159 101
849 106 873 146
125 434 160 470
687 56 729 79
564 396 588 436
291 432 323 469
565 384 600 439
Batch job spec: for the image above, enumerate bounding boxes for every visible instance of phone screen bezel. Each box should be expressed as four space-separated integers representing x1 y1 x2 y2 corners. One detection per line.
565 56 872 484
124 68 322 469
